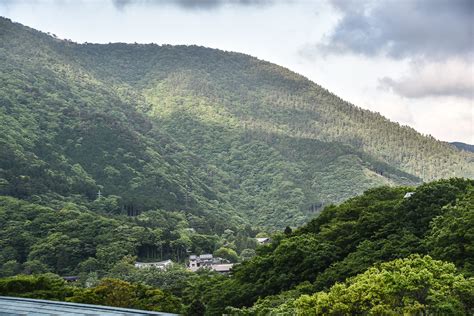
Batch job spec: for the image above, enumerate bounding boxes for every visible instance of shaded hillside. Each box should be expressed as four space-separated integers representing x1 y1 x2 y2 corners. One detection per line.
66 43 474 182
1 17 473 228
0 17 244 232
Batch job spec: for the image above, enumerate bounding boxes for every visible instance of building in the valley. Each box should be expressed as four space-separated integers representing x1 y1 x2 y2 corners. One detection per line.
256 237 271 245
404 192 415 199
62 276 79 283
134 259 173 270
210 263 234 273
188 254 233 273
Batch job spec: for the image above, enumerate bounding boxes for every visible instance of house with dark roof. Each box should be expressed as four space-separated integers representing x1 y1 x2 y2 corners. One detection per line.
188 254 233 273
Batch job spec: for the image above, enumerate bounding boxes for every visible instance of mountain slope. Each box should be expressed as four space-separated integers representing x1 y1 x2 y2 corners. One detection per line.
65 43 473 181
195 178 474 314
0 17 244 232
452 142 474 153
0 17 473 228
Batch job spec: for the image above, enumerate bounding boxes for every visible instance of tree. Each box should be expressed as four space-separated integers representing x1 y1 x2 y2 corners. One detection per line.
69 278 138 308
28 233 82 274
187 299 206 316
293 255 474 315
95 242 134 270
77 257 102 274
22 260 50 275
0 260 21 277
107 256 137 282
240 249 256 261
0 273 71 300
68 278 182 313
425 187 474 275
213 247 239 263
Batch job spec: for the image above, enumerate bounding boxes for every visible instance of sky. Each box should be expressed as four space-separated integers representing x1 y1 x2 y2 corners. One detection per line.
1 0 473 143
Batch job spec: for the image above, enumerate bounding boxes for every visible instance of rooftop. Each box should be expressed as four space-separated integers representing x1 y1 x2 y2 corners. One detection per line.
256 237 270 243
135 259 173 266
404 192 415 198
211 264 234 273
0 296 177 316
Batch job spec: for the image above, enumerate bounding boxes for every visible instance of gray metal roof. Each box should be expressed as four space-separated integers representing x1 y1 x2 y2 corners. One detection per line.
0 296 178 316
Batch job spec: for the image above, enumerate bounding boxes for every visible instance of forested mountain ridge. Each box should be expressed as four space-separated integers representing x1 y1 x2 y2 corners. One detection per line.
66 43 473 181
0 17 247 231
452 142 474 153
1 16 473 231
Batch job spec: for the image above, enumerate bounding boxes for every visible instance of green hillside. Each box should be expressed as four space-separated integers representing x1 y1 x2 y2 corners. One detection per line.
191 178 474 314
1 16 473 232
0 17 245 233
1 178 472 315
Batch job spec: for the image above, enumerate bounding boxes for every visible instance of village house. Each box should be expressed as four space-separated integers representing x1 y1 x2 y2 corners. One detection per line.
404 192 415 199
134 259 173 270
188 254 233 273
256 237 271 245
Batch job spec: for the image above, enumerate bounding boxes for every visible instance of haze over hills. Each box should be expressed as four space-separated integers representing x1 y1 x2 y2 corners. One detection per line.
452 142 474 153
0 17 473 230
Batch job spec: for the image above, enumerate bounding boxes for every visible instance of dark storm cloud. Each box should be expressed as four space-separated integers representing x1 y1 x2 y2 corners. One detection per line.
112 0 275 10
320 0 474 59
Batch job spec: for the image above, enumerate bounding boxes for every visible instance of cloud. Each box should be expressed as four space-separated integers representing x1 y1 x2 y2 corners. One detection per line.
379 59 474 99
319 0 473 60
112 0 275 10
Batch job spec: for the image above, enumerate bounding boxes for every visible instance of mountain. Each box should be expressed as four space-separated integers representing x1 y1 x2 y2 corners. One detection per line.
451 142 474 153
1 17 473 231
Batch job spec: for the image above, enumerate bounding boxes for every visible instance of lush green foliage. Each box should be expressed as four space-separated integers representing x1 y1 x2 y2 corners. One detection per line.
0 196 257 276
1 17 473 229
68 278 183 313
0 274 182 313
0 273 73 300
424 186 474 273
200 179 474 314
292 255 473 315
1 179 473 315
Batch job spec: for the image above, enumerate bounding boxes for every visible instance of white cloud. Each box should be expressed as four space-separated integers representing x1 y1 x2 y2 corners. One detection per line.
408 98 473 143
379 58 474 99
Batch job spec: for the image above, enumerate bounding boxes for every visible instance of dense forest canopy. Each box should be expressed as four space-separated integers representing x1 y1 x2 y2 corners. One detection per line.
1 179 472 315
1 17 473 230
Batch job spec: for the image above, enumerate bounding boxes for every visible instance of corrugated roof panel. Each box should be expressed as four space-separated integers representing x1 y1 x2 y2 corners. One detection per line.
0 297 178 316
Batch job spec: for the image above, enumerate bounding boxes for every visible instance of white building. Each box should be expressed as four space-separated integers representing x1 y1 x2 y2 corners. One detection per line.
256 237 271 245
134 259 173 270
210 263 234 273
404 192 415 199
